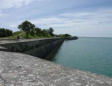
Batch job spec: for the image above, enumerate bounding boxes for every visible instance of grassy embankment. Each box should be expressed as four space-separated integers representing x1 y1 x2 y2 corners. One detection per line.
7 31 53 39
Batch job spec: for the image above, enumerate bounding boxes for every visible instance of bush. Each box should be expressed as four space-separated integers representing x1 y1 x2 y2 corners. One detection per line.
0 28 13 37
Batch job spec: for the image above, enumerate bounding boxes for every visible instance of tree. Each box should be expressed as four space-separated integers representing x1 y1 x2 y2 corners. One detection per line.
30 28 35 36
35 27 42 36
0 28 13 37
64 34 72 38
42 29 49 36
18 21 35 38
48 27 54 36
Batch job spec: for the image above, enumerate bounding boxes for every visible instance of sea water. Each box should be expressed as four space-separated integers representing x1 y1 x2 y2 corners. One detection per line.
52 37 112 77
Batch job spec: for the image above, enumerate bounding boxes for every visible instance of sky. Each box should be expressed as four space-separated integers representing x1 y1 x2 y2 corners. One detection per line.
0 0 112 37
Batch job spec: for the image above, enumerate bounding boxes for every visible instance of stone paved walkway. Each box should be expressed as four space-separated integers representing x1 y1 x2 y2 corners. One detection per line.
0 38 60 44
0 51 112 86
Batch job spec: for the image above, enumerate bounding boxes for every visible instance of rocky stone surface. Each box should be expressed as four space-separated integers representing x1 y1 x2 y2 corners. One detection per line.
0 51 112 86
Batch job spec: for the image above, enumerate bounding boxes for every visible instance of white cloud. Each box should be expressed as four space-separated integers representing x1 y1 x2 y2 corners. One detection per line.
0 11 4 17
0 0 35 9
0 10 8 18
1 7 112 37
30 8 112 37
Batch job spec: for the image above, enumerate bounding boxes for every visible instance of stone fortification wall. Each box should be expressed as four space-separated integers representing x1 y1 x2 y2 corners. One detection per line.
0 38 64 58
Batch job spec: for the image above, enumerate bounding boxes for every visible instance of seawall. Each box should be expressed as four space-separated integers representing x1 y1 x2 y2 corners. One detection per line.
0 38 112 86
0 38 64 59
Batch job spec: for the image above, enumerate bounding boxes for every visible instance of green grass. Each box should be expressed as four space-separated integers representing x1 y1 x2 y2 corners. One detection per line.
8 31 53 39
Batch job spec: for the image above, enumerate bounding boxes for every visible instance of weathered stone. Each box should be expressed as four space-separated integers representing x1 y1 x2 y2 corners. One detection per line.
0 51 111 86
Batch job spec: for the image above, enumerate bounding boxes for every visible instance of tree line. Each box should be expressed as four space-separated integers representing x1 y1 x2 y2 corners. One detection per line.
0 21 54 38
0 20 73 39
0 28 13 37
18 21 54 38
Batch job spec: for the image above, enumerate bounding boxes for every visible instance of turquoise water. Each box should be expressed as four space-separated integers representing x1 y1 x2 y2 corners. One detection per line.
52 37 112 77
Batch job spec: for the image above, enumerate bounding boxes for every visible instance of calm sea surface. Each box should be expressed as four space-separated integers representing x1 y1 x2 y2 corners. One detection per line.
52 37 112 77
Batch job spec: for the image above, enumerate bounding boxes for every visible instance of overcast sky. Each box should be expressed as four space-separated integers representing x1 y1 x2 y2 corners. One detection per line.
0 0 112 37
